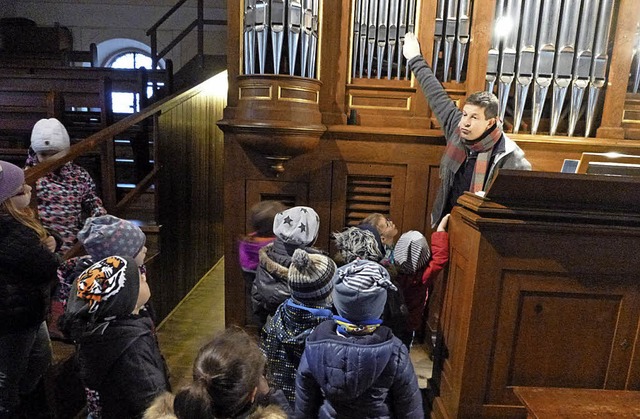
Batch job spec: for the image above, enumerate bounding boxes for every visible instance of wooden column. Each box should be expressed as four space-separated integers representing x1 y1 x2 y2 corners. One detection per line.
596 0 637 139
465 0 496 95
318 1 348 125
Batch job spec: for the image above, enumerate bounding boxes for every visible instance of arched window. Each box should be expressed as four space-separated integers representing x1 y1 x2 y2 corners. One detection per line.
96 38 165 114
108 51 154 70
107 49 164 114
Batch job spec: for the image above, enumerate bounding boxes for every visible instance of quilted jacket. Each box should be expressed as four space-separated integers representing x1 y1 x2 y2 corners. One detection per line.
294 320 423 418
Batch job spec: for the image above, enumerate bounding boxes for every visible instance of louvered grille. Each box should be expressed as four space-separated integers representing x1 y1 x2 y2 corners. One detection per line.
260 194 296 209
345 175 392 226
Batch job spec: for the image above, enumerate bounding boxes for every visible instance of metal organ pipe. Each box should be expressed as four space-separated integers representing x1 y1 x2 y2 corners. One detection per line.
442 0 460 83
484 0 614 136
585 0 614 137
486 0 506 94
550 0 580 135
455 0 471 83
512 0 541 133
433 0 446 77
241 0 321 78
497 0 523 121
531 0 561 135
567 0 601 137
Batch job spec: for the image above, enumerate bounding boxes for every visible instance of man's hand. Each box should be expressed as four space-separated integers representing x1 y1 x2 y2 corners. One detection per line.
403 32 421 61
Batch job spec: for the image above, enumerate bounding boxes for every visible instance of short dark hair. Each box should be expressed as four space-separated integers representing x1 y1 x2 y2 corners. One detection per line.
465 91 499 119
250 200 286 237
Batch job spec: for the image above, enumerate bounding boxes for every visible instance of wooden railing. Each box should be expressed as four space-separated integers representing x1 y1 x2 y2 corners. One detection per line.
24 79 211 239
146 0 226 70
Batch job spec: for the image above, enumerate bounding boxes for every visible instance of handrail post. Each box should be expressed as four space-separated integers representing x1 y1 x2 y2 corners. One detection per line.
198 0 204 67
151 30 158 72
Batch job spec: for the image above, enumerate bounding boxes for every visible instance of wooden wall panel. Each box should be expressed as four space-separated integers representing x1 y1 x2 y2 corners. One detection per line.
223 0 640 331
152 90 226 321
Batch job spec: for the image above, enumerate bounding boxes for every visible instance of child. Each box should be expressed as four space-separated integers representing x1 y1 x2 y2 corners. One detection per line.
294 259 423 418
171 327 288 419
60 254 168 418
331 224 411 347
261 248 336 406
393 214 450 344
362 213 399 263
239 200 286 273
238 200 285 325
0 160 60 417
49 215 148 339
331 225 383 266
26 117 107 254
252 206 322 327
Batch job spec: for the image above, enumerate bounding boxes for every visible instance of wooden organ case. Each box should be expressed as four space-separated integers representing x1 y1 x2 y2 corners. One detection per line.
435 170 640 418
221 3 640 411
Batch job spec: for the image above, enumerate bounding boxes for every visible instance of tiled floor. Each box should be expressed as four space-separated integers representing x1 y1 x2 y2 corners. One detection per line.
155 257 434 392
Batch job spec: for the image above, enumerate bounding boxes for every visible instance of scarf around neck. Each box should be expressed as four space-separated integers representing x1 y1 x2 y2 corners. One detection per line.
440 121 502 193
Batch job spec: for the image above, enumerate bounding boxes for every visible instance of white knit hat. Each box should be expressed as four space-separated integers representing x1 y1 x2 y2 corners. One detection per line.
272 206 319 246
30 118 70 154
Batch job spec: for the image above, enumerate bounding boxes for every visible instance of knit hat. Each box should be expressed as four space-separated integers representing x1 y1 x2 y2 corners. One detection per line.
273 206 319 246
78 215 146 261
288 249 336 307
332 259 397 323
357 223 385 256
30 118 70 154
0 160 25 204
332 226 383 263
394 230 431 274
75 255 140 318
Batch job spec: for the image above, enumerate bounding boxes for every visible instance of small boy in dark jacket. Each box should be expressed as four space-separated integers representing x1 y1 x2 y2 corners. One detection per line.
252 206 322 327
261 248 336 406
60 255 169 419
295 259 423 418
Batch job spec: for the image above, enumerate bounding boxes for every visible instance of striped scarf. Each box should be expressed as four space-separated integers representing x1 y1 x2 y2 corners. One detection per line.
440 121 502 193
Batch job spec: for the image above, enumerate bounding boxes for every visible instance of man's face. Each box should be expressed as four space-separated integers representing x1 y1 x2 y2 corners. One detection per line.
458 104 496 141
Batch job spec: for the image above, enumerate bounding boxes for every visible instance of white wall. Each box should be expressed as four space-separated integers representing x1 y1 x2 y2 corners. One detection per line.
2 0 227 70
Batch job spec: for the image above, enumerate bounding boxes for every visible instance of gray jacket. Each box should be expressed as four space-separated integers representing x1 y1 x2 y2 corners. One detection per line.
408 56 531 227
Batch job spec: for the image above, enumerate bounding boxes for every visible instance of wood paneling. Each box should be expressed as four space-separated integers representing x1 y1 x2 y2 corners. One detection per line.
222 0 640 335
153 89 226 321
432 174 640 418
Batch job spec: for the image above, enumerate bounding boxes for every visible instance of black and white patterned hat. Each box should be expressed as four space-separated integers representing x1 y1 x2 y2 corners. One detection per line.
394 230 430 274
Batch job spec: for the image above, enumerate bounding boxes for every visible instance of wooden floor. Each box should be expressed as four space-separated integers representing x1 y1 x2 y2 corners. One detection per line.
52 256 432 416
154 256 433 391
155 258 226 390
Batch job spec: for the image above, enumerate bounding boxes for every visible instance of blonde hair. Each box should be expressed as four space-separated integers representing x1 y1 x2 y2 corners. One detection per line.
362 213 386 229
1 199 48 241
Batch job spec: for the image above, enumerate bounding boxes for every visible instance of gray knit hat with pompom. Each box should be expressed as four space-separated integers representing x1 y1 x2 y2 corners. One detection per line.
288 249 336 307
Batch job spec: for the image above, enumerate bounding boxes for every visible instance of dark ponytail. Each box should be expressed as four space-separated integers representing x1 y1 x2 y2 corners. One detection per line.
174 328 265 419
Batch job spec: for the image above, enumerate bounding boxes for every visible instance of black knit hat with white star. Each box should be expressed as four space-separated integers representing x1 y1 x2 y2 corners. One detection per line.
272 206 319 246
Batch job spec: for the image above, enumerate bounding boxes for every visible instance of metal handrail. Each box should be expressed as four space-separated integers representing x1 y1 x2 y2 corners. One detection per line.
146 0 227 70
